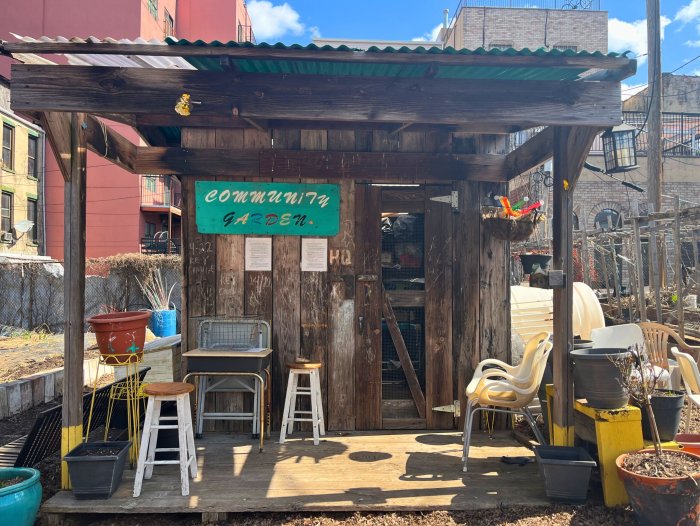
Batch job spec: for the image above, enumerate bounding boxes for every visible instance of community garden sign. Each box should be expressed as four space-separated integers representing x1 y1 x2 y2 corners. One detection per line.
195 181 340 236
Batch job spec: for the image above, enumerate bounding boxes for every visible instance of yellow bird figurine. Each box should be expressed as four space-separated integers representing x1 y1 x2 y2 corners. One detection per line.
174 93 192 116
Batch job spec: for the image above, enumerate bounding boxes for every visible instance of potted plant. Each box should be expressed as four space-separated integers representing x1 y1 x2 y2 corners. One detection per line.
64 441 131 499
615 346 700 526
87 310 151 365
137 268 177 337
0 467 42 526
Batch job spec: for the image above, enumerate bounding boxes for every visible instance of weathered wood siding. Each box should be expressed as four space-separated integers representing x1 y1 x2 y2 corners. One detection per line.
179 128 509 431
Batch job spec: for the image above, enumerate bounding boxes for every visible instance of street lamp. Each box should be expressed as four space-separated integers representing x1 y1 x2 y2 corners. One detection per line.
602 123 638 173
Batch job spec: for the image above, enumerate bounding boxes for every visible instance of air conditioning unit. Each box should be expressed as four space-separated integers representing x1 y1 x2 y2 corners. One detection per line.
1 232 14 243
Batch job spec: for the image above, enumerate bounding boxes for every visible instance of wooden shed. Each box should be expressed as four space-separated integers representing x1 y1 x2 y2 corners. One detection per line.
2 38 634 489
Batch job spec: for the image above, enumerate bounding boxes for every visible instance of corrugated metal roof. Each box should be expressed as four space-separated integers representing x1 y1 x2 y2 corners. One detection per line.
166 38 626 80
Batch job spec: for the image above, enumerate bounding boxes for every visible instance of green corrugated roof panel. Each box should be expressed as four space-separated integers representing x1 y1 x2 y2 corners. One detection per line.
165 38 629 81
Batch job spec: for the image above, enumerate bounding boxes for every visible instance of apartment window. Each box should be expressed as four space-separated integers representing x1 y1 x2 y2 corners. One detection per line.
1 191 12 236
27 135 38 179
27 198 38 244
2 124 14 171
147 0 158 20
164 8 174 37
145 176 157 193
145 222 156 239
489 42 513 51
554 44 578 53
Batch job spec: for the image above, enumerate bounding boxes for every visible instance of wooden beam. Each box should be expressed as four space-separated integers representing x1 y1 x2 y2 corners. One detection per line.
11 65 623 128
134 147 506 181
551 126 600 448
61 113 87 488
39 112 72 181
1 41 636 78
505 127 554 179
133 114 524 134
83 116 137 172
382 286 426 419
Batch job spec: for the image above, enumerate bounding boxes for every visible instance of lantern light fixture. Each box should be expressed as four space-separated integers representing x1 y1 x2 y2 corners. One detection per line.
601 123 638 173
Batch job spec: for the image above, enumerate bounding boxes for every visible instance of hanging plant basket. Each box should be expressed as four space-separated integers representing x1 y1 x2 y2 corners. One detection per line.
481 207 543 242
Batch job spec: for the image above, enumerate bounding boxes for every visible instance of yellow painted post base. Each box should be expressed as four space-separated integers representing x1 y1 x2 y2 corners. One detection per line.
545 384 574 446
61 424 83 489
575 401 643 507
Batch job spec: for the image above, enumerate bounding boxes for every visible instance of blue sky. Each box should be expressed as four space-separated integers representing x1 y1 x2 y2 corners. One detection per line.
247 0 700 94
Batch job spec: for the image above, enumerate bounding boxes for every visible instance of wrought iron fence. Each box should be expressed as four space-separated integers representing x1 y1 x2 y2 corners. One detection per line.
455 0 600 10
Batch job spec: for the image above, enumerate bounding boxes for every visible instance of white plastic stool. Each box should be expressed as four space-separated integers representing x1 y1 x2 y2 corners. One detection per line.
279 362 325 445
133 382 197 497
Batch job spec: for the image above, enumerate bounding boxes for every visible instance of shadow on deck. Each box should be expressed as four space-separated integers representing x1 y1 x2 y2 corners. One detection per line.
43 430 548 520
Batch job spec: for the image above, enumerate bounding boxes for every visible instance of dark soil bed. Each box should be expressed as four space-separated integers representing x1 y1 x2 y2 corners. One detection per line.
623 449 700 478
0 476 25 488
72 446 124 456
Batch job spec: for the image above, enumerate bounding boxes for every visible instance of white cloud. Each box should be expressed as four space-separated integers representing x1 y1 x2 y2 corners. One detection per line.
676 0 700 25
686 39 700 47
412 23 443 42
248 1 305 42
608 17 671 64
620 83 647 101
309 26 321 40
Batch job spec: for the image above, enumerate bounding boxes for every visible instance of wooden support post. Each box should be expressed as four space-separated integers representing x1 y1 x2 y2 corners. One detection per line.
551 126 599 447
599 245 613 308
581 208 590 286
61 113 87 488
648 206 663 322
632 217 647 322
608 237 623 320
674 197 685 338
693 230 700 296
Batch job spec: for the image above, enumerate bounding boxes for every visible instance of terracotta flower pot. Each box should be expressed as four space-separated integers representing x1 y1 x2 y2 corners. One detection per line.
616 449 700 526
87 311 151 365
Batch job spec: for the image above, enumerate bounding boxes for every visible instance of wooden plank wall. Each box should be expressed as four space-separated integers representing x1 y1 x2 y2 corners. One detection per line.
180 127 505 432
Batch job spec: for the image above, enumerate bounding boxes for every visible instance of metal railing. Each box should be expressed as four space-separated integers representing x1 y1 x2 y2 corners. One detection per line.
140 237 181 255
454 0 600 10
140 175 182 208
238 23 256 44
590 111 700 157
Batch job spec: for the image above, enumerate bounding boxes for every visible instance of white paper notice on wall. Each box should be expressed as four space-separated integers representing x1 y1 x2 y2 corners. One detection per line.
245 237 272 271
301 238 328 272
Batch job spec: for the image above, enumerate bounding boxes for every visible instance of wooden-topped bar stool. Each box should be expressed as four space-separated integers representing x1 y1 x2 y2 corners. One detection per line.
279 362 326 445
133 382 197 497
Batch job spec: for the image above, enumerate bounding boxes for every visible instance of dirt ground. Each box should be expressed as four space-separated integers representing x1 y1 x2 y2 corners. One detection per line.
0 331 98 382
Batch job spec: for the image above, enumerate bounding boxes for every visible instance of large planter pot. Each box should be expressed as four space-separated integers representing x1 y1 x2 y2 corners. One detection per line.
534 445 596 503
150 309 177 337
0 467 41 526
616 449 700 526
87 311 151 365
571 348 630 409
520 253 552 274
640 390 685 442
64 441 131 499
676 434 700 456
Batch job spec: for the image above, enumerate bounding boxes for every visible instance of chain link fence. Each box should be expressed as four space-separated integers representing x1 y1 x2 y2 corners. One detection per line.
0 254 181 334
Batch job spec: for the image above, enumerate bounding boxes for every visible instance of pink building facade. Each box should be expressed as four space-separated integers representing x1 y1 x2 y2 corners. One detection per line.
0 0 254 258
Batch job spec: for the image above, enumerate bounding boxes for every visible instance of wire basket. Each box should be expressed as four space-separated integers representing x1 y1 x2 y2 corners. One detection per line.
481 207 543 242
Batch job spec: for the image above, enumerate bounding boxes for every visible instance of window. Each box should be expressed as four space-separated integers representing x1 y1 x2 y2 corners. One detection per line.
1 191 12 236
594 208 622 231
27 135 38 179
145 176 157 193
147 0 158 19
2 124 14 171
26 198 38 244
572 212 580 231
145 222 156 239
554 44 578 53
164 8 174 37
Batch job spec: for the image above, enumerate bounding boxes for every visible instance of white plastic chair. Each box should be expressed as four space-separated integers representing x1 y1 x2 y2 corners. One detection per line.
462 339 552 472
671 347 700 433
591 323 671 387
466 331 550 395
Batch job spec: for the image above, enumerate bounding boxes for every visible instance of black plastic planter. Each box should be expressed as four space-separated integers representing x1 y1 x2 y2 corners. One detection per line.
534 445 597 503
519 253 552 275
571 348 630 409
64 441 131 499
640 390 685 442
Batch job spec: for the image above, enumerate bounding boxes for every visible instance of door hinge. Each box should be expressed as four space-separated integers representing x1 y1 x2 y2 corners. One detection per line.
429 190 459 212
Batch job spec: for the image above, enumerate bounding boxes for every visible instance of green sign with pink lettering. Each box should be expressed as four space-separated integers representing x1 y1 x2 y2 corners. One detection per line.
195 181 340 236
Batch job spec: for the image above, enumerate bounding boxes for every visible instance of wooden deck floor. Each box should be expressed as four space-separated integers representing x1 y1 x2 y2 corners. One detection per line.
43 430 548 518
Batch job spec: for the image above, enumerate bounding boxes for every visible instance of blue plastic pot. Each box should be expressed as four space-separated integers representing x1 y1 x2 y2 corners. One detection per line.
0 467 42 526
150 309 177 337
